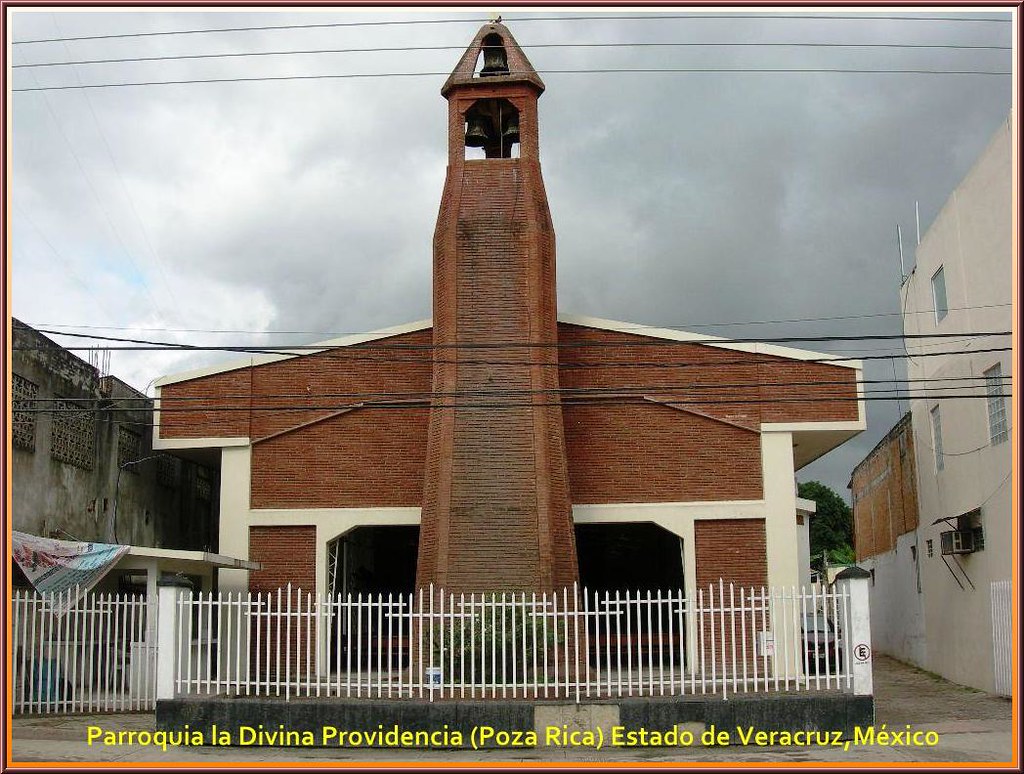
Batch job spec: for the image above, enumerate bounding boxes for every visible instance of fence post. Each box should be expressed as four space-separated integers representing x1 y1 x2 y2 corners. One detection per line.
156 578 192 701
835 566 872 696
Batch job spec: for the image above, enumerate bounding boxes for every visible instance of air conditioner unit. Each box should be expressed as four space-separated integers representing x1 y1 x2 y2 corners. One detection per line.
940 529 975 555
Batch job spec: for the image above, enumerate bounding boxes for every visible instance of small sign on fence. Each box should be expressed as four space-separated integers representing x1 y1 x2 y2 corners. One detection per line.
757 631 775 658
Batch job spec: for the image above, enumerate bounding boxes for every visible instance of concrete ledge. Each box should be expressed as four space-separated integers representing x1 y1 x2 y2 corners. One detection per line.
157 694 873 747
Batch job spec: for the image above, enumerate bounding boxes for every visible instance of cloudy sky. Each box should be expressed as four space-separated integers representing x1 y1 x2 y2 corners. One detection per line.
9 7 1014 497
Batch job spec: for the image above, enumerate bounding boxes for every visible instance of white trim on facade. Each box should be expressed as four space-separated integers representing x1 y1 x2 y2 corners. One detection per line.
153 319 434 387
153 312 864 389
557 312 864 369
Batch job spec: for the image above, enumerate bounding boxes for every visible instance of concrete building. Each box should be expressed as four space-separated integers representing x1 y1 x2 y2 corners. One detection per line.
850 116 1012 695
11 320 219 558
153 23 865 604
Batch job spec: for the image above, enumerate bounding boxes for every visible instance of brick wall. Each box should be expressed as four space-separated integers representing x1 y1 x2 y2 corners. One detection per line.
417 143 577 593
559 323 858 504
850 413 919 561
247 526 318 679
694 519 768 590
693 518 769 675
249 525 316 593
157 328 432 442
564 403 762 503
251 407 428 509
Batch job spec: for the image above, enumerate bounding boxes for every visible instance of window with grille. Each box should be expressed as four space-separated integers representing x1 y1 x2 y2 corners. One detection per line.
157 455 179 487
50 398 95 469
985 364 1008 445
12 374 38 451
931 266 948 323
930 406 944 472
195 466 213 501
117 426 142 471
926 539 933 558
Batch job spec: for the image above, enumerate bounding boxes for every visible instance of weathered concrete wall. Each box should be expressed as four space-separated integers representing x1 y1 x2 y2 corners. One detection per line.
11 321 218 551
861 530 927 667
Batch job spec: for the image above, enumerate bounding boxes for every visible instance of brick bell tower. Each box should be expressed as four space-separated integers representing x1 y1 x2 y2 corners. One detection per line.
415 22 579 593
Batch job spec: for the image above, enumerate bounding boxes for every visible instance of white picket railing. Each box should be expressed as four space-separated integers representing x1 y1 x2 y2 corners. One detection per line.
12 587 158 715
174 580 856 702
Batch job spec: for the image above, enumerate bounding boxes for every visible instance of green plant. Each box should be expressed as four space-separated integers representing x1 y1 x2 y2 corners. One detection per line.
429 595 563 683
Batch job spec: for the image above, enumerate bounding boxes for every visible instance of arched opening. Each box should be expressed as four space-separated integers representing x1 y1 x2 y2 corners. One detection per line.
475 33 509 77
575 522 686 667
326 526 418 671
464 98 520 159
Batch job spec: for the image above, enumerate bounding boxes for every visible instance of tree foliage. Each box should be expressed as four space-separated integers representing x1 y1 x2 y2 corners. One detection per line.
798 480 854 566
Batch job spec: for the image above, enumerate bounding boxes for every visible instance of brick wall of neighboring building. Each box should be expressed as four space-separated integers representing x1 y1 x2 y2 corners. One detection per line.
849 413 920 561
249 526 317 593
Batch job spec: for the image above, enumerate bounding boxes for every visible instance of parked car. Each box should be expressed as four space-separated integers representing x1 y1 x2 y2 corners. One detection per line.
801 612 843 673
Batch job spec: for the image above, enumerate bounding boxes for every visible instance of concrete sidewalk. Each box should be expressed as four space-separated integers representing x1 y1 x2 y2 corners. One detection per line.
9 656 1014 765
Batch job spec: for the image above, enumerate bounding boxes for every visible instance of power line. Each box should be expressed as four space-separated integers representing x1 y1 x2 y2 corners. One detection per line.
26 326 1012 350
15 40 1012 69
28 373 1008 405
20 302 1012 335
12 13 1011 45
12 66 1011 92
16 392 1013 415
10 341 1013 369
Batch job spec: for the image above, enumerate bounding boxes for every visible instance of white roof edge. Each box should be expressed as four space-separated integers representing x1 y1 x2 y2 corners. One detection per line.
154 319 433 387
556 312 863 370
125 545 259 569
155 312 864 388
796 496 818 515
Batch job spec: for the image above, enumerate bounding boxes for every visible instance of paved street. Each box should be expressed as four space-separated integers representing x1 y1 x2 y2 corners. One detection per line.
9 656 1014 765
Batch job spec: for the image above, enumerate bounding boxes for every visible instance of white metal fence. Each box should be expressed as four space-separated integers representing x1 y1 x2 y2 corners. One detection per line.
174 580 857 702
12 587 158 715
991 579 1011 697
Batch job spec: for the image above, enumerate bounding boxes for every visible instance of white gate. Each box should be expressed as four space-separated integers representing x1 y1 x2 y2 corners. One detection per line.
991 579 1011 697
12 587 158 714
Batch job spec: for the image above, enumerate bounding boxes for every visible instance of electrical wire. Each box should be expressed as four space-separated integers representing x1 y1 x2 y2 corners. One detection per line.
14 40 1012 69
10 342 1013 368
15 392 1013 415
12 13 1011 45
23 325 1013 349
12 66 1012 92
23 373 1012 405
21 302 1012 335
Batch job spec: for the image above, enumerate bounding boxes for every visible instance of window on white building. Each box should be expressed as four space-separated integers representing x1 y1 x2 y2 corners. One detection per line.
930 405 944 471
985 364 1009 445
931 266 948 323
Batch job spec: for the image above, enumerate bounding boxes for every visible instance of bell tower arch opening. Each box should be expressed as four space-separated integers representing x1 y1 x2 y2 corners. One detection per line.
476 32 510 77
464 98 520 159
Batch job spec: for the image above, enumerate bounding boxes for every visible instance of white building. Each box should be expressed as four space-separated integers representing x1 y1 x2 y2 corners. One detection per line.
896 115 1012 694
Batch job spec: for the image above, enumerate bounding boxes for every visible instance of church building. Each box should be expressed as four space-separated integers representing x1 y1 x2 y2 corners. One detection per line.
153 23 864 602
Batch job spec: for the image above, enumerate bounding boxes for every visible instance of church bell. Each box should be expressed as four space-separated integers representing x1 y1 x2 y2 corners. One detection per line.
501 112 520 145
465 115 492 147
479 35 509 77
